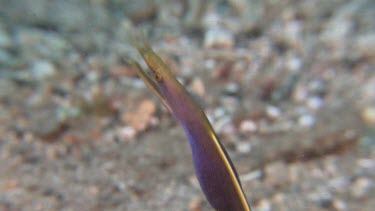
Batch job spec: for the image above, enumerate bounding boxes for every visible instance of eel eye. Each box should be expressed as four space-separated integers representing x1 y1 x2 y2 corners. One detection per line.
154 72 162 81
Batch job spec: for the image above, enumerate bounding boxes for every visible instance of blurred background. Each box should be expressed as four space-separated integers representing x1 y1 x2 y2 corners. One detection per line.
0 0 374 210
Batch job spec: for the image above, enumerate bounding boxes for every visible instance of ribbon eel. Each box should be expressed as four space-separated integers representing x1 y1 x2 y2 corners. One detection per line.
130 35 251 211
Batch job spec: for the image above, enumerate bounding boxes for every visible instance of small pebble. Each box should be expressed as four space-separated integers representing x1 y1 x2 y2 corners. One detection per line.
308 188 332 208
355 33 375 59
204 59 215 69
255 198 271 211
118 126 136 141
223 82 240 96
293 85 308 102
122 99 156 131
124 0 157 23
264 161 289 188
308 80 327 97
111 64 136 77
87 185 99 195
220 97 239 113
329 177 350 193
1 179 18 190
0 27 12 48
320 17 352 48
189 77 205 97
86 70 99 82
222 123 236 135
214 107 226 117
0 78 16 98
306 96 323 109
272 192 286 204
240 170 262 182
239 120 257 133
286 56 302 72
114 182 126 191
350 177 373 199
202 12 220 28
188 175 200 189
212 62 234 80
283 20 302 47
204 27 234 49
213 116 232 134
332 199 347 211
266 105 281 119
357 158 375 169
188 196 202 211
30 60 56 79
236 141 252 154
361 107 375 126
298 114 316 127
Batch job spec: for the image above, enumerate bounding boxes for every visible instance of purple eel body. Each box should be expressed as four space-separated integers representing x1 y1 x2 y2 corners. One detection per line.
131 36 251 211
